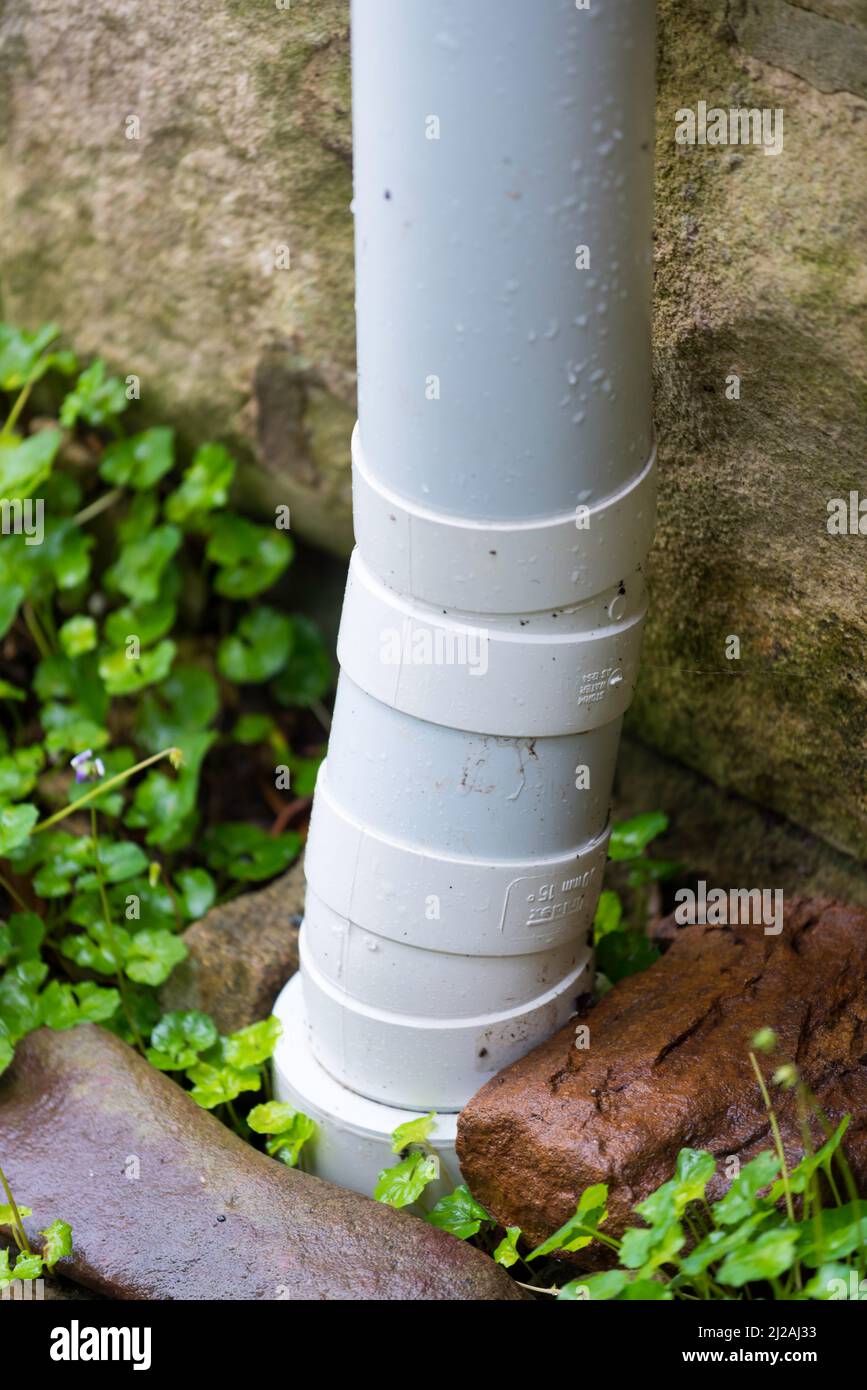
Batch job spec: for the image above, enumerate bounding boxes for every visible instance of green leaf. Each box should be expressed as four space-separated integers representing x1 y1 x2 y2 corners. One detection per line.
0 679 26 701
6 912 45 961
135 668 219 750
60 922 129 976
635 1149 716 1224
559 1270 631 1301
74 981 121 1024
59 615 97 658
123 927 187 986
174 867 216 921
98 638 176 695
717 1227 799 1287
426 1185 491 1240
626 857 683 887
493 1227 522 1268
125 730 215 848
232 714 281 747
206 515 292 599
202 822 300 882
41 471 82 516
43 516 95 590
799 1201 867 1268
11 1251 43 1282
186 1060 261 1109
287 753 322 797
221 1015 282 1069
0 577 25 642
99 427 174 489
0 1248 12 1290
593 889 623 941
712 1150 781 1227
0 745 45 803
165 442 236 524
39 981 81 1030
528 1184 609 1260
118 491 159 545
40 1219 73 1271
0 1202 32 1224
75 839 149 889
620 1217 684 1274
0 322 75 391
0 428 61 499
0 803 38 854
609 812 669 862
265 1113 316 1167
104 525 181 604
247 1103 317 1166
595 928 660 984
60 359 128 428
391 1111 436 1154
102 982 161 1049
374 1152 440 1209
248 1101 300 1135
32 833 95 897
147 1009 218 1070
0 1023 14 1075
0 959 47 1041
803 1263 860 1300
34 651 108 719
104 597 176 649
271 616 332 707
41 704 108 758
218 606 293 684
619 1278 673 1300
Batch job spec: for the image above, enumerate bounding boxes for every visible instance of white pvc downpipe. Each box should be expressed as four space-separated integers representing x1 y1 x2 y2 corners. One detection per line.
273 0 656 1194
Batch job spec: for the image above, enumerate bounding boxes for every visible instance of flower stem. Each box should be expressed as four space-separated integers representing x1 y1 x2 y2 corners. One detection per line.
0 871 29 913
73 488 123 527
0 1161 31 1254
22 602 51 659
749 1051 795 1222
32 747 181 835
90 807 145 1056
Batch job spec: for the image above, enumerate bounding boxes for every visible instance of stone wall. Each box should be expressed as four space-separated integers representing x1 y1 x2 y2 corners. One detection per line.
0 0 357 553
643 0 866 859
0 0 864 859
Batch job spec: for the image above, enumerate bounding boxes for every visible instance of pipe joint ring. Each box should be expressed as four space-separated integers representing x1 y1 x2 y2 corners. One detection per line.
352 426 657 615
304 763 610 956
337 549 647 737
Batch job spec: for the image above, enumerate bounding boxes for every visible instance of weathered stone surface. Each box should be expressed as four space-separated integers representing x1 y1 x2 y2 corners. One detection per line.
159 859 304 1032
1 0 865 852
725 0 867 97
457 899 867 1257
0 0 356 555
613 736 867 909
0 1026 525 1301
633 0 867 860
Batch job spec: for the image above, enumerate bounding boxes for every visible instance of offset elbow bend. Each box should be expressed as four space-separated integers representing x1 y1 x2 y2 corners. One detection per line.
274 0 657 1179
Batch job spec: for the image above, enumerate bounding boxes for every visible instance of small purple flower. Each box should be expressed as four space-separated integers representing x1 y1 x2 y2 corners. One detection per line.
70 749 106 783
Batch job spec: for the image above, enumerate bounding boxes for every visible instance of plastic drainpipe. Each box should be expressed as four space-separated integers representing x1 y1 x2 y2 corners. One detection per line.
273 0 657 1198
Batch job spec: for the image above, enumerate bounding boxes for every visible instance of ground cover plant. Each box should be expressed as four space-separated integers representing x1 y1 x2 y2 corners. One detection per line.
375 1031 867 1301
0 321 331 1161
